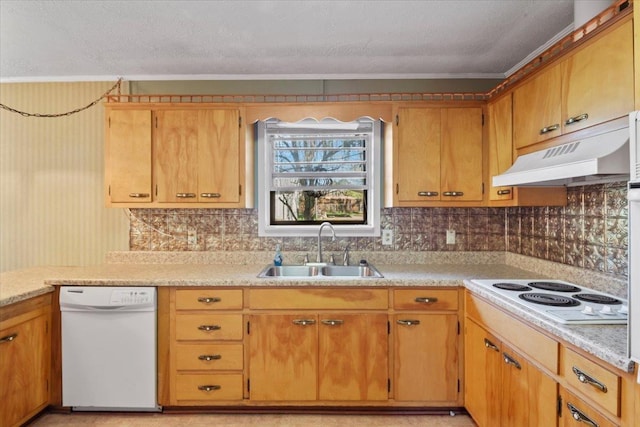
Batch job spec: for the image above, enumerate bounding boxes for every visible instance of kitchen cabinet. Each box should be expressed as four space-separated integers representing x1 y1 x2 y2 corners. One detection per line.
168 288 244 405
248 288 388 402
487 93 566 206
513 17 633 151
392 289 460 404
0 294 51 427
393 106 483 206
559 387 617 427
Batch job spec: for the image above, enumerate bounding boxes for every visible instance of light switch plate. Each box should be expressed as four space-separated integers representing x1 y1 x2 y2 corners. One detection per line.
446 229 456 245
382 229 393 245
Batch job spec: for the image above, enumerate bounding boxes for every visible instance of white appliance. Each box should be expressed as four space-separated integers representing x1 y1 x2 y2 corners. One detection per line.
469 279 628 325
60 286 159 411
629 110 640 363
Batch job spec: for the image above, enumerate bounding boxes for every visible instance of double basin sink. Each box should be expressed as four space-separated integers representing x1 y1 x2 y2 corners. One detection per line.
258 263 384 278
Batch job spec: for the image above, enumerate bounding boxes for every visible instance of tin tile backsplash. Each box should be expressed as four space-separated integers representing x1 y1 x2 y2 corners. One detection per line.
129 182 628 280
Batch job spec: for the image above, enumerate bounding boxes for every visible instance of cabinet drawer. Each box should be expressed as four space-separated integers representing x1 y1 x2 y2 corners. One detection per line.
175 373 243 401
559 387 617 427
175 314 243 341
249 288 388 310
175 343 243 371
175 289 243 310
393 289 458 310
562 347 620 416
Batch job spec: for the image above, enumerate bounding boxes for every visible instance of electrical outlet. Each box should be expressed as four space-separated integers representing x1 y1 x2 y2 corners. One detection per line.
382 229 393 245
446 229 456 245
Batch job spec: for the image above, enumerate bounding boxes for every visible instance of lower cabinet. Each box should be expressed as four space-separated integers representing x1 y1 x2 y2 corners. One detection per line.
0 294 51 427
558 387 617 427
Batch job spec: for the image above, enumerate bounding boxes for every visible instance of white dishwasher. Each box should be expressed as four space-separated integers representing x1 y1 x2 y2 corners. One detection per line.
60 286 159 411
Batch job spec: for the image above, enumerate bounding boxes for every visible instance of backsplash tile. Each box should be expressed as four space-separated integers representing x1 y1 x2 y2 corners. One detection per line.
128 182 628 280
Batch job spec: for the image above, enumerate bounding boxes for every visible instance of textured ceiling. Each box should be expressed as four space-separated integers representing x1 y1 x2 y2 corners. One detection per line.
0 0 578 82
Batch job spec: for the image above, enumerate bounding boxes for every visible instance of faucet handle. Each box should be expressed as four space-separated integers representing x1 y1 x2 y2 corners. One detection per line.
303 254 309 265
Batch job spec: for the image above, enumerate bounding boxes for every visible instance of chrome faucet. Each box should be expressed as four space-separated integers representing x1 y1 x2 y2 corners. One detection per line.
316 222 336 264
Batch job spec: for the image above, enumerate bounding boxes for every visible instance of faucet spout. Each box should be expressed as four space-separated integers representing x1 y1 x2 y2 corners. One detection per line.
317 222 336 264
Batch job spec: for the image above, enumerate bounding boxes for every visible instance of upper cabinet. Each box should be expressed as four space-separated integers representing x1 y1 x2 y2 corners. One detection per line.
513 17 633 150
105 105 246 208
393 106 483 207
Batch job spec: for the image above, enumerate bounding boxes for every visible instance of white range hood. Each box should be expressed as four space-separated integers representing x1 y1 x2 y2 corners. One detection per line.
492 127 630 187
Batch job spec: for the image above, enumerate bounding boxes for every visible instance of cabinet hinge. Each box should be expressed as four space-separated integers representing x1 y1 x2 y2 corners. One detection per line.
457 321 460 335
557 396 562 417
155 185 158 197
396 183 399 195
239 116 242 128
155 116 158 128
481 113 485 126
395 115 399 126
247 379 250 392
388 379 391 393
387 320 390 335
482 183 485 195
46 379 49 392
457 379 460 393
108 117 111 128
247 321 250 335
239 185 242 196
108 185 111 196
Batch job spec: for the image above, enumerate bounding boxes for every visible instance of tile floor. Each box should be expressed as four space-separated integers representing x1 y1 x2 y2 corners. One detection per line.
29 412 477 426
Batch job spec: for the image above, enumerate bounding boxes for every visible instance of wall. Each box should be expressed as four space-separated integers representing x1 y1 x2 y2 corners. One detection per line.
129 181 628 281
0 82 129 272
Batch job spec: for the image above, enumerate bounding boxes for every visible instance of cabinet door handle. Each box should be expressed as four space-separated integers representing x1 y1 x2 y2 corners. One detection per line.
497 189 511 195
197 297 221 304
201 193 221 198
397 319 421 326
0 333 17 343
565 113 589 126
414 297 438 304
539 123 560 134
572 366 607 393
198 385 221 392
292 319 316 326
198 354 222 361
484 338 499 352
128 193 150 198
503 352 522 370
176 193 196 198
566 402 599 427
198 325 221 331
443 191 464 197
417 191 439 197
321 319 344 326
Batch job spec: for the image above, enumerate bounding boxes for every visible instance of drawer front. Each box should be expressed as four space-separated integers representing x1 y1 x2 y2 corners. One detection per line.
175 343 243 371
559 387 618 427
176 314 243 341
249 288 388 310
175 289 243 310
562 348 620 416
393 289 458 310
175 374 243 401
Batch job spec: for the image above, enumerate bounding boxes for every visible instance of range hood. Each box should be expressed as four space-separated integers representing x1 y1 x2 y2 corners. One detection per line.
492 127 630 187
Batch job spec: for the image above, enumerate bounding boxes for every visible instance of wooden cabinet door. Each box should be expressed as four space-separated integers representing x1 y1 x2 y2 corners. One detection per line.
395 108 441 202
106 109 152 203
0 313 50 427
197 109 241 203
464 318 502 427
248 314 317 401
318 313 388 401
394 313 458 402
154 110 199 203
487 95 514 202
562 20 634 134
441 108 483 201
513 63 562 149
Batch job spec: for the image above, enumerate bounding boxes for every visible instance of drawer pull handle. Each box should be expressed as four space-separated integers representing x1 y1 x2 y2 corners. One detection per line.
497 189 511 195
414 297 438 304
443 191 464 197
397 319 421 326
321 319 344 326
417 191 438 197
128 193 150 198
566 402 599 427
198 354 222 361
176 193 196 198
565 113 589 126
483 338 499 352
292 319 316 326
503 352 522 370
0 333 18 343
572 366 607 393
198 325 221 332
539 123 560 134
201 193 221 198
198 385 221 392
197 297 222 304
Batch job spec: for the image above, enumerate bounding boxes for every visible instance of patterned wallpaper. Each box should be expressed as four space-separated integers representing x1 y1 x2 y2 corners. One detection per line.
129 181 628 280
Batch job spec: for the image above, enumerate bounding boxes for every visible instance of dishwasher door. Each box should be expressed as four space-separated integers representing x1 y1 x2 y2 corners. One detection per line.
60 286 159 411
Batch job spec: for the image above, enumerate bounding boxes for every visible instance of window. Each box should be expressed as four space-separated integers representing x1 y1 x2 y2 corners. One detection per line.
257 118 381 237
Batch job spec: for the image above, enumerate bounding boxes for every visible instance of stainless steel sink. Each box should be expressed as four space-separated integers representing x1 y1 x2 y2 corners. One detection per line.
257 263 383 278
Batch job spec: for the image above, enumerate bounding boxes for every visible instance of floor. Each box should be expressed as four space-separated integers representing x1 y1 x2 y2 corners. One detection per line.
29 412 478 427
